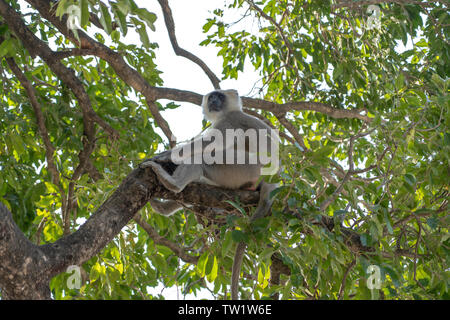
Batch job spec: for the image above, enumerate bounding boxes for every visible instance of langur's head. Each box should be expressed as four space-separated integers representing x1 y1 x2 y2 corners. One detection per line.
202 89 242 123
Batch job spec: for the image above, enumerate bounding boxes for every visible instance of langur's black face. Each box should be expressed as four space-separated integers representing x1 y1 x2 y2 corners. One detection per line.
207 91 226 112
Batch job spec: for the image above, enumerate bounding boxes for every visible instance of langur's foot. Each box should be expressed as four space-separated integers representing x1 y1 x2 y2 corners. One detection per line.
141 161 182 193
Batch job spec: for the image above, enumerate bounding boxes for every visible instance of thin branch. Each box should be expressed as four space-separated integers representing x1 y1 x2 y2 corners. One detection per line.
133 213 198 264
0 1 121 234
319 135 355 212
5 56 68 223
157 0 221 89
244 108 296 144
242 97 371 123
276 114 308 151
53 48 99 60
332 0 446 10
338 259 356 300
5 58 60 187
146 99 177 148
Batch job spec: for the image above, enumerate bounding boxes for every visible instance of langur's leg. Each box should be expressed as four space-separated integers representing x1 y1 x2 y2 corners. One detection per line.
143 161 202 193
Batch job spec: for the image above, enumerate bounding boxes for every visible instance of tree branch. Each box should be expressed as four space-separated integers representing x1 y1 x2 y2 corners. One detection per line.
332 0 445 9
4 56 69 227
0 0 123 234
134 213 199 264
338 259 356 300
242 97 371 123
276 114 308 151
157 0 221 89
4 57 62 189
0 162 261 298
0 203 52 299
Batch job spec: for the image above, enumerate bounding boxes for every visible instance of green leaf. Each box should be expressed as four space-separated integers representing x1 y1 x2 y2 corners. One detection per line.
221 231 233 257
112 5 128 35
205 253 214 276
136 24 150 48
360 233 372 247
196 251 208 277
426 217 438 230
203 19 215 33
257 266 269 289
80 0 89 27
269 185 287 199
224 200 246 216
404 173 416 187
111 30 120 42
9 131 25 158
55 0 69 18
231 230 248 243
206 255 218 283
151 254 167 273
116 0 130 15
99 3 112 34
134 8 157 31
384 211 394 235
395 73 405 89
415 38 428 47
383 266 401 288
0 38 11 57
90 262 104 283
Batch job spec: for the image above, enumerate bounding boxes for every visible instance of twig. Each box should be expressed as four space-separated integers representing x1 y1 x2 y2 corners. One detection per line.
338 259 356 300
157 0 221 89
133 213 199 264
5 56 68 221
276 114 308 151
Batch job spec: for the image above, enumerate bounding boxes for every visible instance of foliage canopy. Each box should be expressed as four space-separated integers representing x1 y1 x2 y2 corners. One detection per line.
0 0 448 299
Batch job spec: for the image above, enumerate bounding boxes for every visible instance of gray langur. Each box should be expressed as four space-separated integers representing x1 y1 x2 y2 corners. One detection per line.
140 89 278 300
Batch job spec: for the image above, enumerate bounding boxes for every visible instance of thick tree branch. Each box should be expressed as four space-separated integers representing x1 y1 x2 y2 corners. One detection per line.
157 0 221 89
0 164 261 298
0 203 52 299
